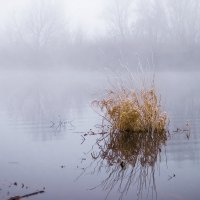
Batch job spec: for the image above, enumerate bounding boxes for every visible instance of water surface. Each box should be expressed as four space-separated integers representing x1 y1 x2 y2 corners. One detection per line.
0 70 199 200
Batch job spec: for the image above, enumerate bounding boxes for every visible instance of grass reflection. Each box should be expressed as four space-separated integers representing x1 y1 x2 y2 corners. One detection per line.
85 124 169 200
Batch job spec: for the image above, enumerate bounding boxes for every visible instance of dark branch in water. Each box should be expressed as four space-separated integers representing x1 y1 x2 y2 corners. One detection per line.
172 125 191 139
50 116 75 131
8 190 45 200
91 152 100 160
81 135 86 144
50 121 55 128
168 174 176 181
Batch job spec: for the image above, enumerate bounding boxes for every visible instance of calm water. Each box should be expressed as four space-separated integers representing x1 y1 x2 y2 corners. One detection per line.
0 70 199 200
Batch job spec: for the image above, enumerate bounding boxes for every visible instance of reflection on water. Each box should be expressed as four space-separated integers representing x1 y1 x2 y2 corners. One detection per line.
81 118 170 200
0 70 200 200
82 123 191 200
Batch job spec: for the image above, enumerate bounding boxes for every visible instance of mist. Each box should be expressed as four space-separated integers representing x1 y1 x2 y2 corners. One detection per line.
0 0 199 70
0 1 200 200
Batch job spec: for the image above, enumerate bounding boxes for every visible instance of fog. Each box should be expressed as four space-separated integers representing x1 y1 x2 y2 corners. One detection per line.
1 1 200 200
0 0 200 70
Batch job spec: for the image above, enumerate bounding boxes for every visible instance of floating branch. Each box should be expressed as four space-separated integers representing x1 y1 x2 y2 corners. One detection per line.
50 116 75 131
8 190 45 200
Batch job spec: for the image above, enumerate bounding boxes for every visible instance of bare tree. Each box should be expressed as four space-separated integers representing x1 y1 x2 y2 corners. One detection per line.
1 0 71 66
134 0 168 47
166 0 200 47
105 0 134 40
23 0 67 51
5 0 68 54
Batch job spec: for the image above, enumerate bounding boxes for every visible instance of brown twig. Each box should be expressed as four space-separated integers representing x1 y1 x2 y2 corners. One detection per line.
8 190 45 200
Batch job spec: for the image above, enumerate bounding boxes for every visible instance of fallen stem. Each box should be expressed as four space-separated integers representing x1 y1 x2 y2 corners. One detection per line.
8 190 45 200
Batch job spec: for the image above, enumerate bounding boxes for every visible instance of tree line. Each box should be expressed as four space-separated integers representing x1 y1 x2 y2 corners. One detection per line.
0 0 200 70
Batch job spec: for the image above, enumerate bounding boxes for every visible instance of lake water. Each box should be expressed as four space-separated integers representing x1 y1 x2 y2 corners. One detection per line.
0 70 199 200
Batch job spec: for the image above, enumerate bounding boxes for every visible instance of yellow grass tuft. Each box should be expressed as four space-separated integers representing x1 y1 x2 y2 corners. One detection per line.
92 84 168 166
93 86 167 135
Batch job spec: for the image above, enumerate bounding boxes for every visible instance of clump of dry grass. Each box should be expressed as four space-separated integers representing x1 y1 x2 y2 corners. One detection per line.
92 85 168 168
93 86 167 136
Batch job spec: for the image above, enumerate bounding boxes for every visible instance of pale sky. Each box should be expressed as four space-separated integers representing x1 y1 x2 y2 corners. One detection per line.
0 0 108 36
63 0 107 35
